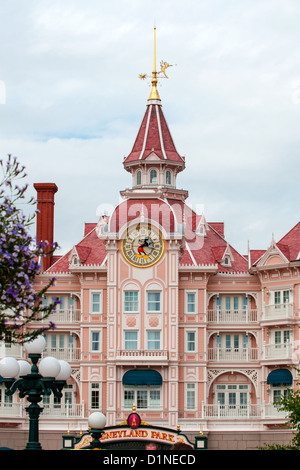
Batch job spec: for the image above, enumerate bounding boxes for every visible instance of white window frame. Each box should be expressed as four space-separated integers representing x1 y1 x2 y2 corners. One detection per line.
186 383 196 410
124 331 138 350
136 170 142 186
185 290 197 313
165 170 172 185
90 383 100 410
147 291 161 312
91 290 102 314
124 291 139 313
147 330 161 350
123 386 161 410
186 330 196 352
90 330 101 352
149 168 158 184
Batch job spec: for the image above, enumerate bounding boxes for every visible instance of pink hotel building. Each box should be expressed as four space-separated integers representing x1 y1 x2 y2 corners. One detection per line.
1 47 300 450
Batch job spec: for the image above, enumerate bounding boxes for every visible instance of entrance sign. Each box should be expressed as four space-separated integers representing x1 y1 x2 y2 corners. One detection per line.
73 411 194 450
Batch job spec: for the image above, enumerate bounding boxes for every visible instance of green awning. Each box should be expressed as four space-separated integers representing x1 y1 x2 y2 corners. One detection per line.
267 369 293 385
122 370 162 385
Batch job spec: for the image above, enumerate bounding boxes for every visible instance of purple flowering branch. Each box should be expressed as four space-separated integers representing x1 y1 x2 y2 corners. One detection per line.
0 155 59 343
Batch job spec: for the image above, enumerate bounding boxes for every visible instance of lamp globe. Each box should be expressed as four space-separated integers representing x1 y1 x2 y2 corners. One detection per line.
0 357 20 378
39 356 61 378
24 335 46 354
56 360 72 381
88 412 106 430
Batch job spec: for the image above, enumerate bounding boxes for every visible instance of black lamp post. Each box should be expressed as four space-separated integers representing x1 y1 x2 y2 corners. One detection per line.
0 336 71 450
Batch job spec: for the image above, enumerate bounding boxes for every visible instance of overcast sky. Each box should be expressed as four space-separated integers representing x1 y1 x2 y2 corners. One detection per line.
1 0 300 257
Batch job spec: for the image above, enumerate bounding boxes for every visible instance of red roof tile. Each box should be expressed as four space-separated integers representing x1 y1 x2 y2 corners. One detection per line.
124 104 185 164
278 222 300 261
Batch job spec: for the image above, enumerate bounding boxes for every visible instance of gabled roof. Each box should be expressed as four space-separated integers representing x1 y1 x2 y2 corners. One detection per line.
277 221 300 261
250 222 300 268
168 200 248 273
46 224 107 273
47 203 248 275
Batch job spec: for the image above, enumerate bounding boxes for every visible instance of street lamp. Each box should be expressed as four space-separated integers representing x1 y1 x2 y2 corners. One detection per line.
0 335 71 450
86 412 107 449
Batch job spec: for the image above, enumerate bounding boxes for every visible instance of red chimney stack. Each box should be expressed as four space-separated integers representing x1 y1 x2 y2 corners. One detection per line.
34 183 58 271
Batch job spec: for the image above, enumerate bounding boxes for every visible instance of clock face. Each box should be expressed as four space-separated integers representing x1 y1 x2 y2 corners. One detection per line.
121 224 164 268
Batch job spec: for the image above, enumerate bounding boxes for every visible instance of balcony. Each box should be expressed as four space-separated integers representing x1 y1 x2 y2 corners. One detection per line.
0 342 22 359
201 403 289 420
0 402 86 420
208 347 258 362
263 343 294 361
116 349 169 365
42 347 81 362
207 309 257 323
263 303 294 321
38 309 81 324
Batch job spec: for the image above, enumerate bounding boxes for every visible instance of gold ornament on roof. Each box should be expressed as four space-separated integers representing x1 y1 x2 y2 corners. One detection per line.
139 27 175 101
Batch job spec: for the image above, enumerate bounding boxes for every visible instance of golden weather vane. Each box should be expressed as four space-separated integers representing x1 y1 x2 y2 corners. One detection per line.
139 27 175 100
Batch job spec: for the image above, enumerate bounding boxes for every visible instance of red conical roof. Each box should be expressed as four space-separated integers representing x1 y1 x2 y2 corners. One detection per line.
124 103 185 165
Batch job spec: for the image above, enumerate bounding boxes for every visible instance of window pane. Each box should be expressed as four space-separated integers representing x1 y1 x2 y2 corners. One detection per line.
91 383 100 409
125 331 137 349
187 293 195 312
275 291 281 305
137 391 147 408
124 291 138 312
150 169 157 184
92 293 101 313
150 390 160 408
91 332 100 351
147 292 161 311
283 290 290 304
187 332 195 351
124 390 134 408
147 331 160 349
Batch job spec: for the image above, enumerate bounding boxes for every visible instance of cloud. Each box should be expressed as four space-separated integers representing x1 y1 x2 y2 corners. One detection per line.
0 0 300 255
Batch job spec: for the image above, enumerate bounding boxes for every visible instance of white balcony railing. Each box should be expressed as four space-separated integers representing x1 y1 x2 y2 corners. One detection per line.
201 403 289 420
263 303 293 320
38 309 81 323
208 347 258 362
0 343 22 359
207 309 257 323
116 350 169 363
263 343 294 360
42 347 81 361
0 402 289 422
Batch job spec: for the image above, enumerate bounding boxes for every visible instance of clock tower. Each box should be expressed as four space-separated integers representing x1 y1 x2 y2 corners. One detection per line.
97 28 186 426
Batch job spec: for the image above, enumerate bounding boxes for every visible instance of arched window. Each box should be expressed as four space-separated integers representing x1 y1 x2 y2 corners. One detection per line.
149 169 157 184
166 170 172 185
136 170 142 186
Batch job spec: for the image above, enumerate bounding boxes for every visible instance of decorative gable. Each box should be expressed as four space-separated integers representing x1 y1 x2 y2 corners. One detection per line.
68 245 91 266
211 244 234 267
255 234 289 267
196 214 209 237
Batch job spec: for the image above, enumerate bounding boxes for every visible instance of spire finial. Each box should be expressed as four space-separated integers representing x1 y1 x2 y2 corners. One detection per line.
148 26 161 102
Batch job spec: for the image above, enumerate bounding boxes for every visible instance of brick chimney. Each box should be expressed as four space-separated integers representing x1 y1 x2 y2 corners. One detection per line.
34 183 58 271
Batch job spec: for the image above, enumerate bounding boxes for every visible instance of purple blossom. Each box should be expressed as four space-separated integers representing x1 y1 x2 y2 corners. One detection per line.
0 155 58 343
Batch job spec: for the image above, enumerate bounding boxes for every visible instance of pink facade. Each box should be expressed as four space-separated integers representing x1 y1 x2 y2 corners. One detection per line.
1 62 300 450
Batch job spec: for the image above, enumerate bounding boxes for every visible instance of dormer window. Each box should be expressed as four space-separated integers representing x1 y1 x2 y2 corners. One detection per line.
224 256 230 265
136 170 142 186
166 170 172 185
149 169 158 184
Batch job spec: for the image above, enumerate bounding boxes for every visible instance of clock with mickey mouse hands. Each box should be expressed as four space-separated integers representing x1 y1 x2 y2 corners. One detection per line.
121 224 164 267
